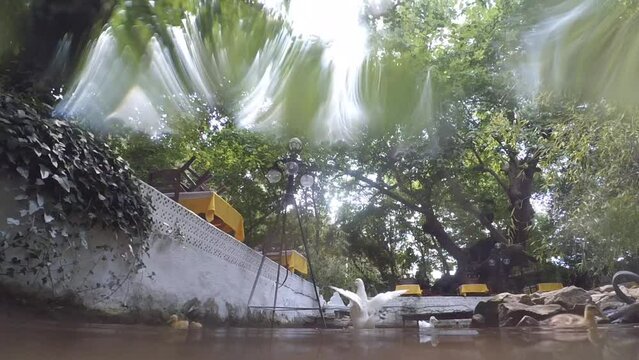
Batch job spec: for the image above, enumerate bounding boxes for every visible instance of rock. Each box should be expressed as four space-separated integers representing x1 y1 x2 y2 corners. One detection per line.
593 293 625 312
608 303 639 324
516 315 540 327
626 287 639 300
490 292 534 305
529 293 546 305
591 293 610 303
498 302 564 327
542 286 592 310
470 313 486 328
596 285 614 293
602 301 627 313
182 298 202 321
473 292 532 327
473 301 500 327
500 315 520 327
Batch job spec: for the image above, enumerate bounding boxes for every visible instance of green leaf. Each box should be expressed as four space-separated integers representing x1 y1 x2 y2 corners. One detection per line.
44 213 54 223
28 200 40 215
51 174 71 192
39 164 51 179
16 166 29 179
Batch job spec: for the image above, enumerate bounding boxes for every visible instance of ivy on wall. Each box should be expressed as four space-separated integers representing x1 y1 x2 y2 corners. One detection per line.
0 93 153 291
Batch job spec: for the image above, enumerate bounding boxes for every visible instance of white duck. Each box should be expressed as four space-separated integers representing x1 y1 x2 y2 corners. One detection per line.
330 278 406 329
418 316 440 331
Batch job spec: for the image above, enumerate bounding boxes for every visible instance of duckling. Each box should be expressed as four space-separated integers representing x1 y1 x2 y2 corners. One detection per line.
543 304 606 328
167 314 203 330
517 304 606 328
189 321 203 329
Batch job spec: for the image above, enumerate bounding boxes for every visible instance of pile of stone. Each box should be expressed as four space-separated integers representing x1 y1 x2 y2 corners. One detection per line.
471 284 639 327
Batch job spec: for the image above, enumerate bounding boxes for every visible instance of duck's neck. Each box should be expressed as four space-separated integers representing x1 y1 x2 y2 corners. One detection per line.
356 283 367 301
584 312 597 328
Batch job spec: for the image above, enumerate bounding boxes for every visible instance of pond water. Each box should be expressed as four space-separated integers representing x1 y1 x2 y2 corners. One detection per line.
2 317 639 360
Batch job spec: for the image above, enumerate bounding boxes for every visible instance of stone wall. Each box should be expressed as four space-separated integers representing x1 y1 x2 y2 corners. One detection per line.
0 180 321 325
377 296 491 327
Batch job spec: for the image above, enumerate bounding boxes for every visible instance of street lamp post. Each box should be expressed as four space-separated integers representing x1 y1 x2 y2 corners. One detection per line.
247 138 326 327
266 138 314 200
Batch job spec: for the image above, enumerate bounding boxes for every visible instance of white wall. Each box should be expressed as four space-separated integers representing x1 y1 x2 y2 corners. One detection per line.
121 183 320 323
0 179 321 324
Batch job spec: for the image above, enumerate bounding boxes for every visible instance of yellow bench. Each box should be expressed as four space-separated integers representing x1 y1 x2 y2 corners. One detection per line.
266 250 308 275
395 284 422 296
168 191 245 241
536 283 563 292
458 284 489 296
524 283 564 294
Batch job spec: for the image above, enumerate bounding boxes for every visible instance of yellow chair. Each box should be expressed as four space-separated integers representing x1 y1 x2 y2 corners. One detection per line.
266 250 308 275
458 284 490 296
395 284 422 296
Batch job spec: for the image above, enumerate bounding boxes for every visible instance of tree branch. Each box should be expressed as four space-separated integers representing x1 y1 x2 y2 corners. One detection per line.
491 135 518 164
342 170 425 214
447 179 509 243
337 167 466 263
422 208 468 262
469 143 510 194
428 235 450 274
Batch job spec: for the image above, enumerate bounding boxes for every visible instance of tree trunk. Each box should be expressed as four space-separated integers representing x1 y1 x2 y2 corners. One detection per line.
506 159 537 248
430 236 451 274
422 209 469 266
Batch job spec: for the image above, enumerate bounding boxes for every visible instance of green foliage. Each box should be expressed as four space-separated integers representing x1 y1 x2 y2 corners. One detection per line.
330 0 558 288
109 116 286 245
0 93 152 282
357 0 639 280
539 98 639 273
340 199 417 287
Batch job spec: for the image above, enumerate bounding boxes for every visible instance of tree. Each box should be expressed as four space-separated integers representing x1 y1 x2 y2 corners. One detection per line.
340 198 419 288
539 97 639 275
322 0 551 291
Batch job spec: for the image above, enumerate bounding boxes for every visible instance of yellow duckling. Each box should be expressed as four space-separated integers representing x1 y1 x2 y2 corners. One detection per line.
167 314 203 330
542 304 606 328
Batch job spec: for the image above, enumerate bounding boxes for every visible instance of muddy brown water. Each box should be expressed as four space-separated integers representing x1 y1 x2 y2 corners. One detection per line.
2 316 639 360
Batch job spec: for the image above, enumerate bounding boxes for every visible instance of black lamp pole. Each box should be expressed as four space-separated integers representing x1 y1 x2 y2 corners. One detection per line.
247 138 326 328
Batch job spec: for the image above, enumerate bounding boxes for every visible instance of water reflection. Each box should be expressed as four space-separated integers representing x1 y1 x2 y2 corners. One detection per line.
2 317 639 360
